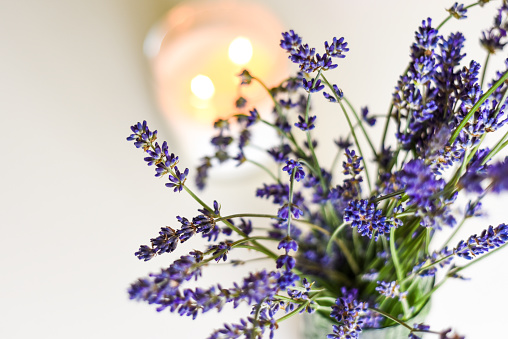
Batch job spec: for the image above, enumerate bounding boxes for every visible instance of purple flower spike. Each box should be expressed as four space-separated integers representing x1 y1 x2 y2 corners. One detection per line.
278 236 298 253
302 78 324 93
295 115 316 131
328 289 367 339
454 223 508 260
324 37 349 58
278 203 304 220
280 30 302 52
447 3 467 20
344 199 397 240
283 159 306 182
166 166 189 192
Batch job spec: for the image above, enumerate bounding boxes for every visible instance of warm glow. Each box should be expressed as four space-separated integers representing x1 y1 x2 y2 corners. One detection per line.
191 75 215 100
228 37 253 65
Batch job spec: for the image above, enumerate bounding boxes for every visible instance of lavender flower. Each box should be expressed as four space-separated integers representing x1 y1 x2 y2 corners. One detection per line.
335 137 352 150
411 247 454 277
447 3 467 20
480 4 508 54
278 202 303 219
343 149 363 176
328 288 368 339
127 120 157 150
454 223 508 260
282 159 306 182
487 157 508 193
344 199 397 240
295 114 316 131
302 78 324 93
235 96 247 108
267 144 291 163
408 323 431 339
280 31 348 73
280 30 302 52
278 236 298 253
398 159 444 210
361 107 376 126
245 108 260 127
195 156 212 190
323 84 343 102
208 307 277 339
238 69 253 85
166 166 189 192
465 200 482 218
128 251 203 302
238 218 253 236
376 281 407 301
324 37 349 58
209 240 233 262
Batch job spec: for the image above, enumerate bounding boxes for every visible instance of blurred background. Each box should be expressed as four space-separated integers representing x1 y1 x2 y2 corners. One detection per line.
1 0 508 338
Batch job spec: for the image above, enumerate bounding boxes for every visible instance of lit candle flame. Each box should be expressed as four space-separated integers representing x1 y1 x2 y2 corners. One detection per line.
228 37 253 65
191 74 215 100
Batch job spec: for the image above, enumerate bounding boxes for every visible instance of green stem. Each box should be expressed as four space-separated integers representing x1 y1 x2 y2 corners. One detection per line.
215 213 281 222
298 158 325 181
416 279 447 309
294 219 331 236
450 69 508 144
258 104 306 159
493 84 508 118
401 298 411 319
481 52 491 89
251 297 267 339
436 16 452 31
201 237 277 265
277 290 324 323
381 103 394 152
373 190 405 203
286 170 296 237
304 70 327 188
337 238 360 274
215 256 270 266
369 308 412 331
183 186 214 214
314 296 337 303
232 236 279 246
252 76 282 117
343 96 378 159
388 228 411 319
436 2 480 31
246 159 280 183
352 229 362 261
452 242 508 274
330 146 342 174
443 217 467 247
184 184 256 240
326 222 347 253
390 227 404 283
320 73 372 191
401 253 455 284
234 244 278 259
277 301 310 323
481 126 508 166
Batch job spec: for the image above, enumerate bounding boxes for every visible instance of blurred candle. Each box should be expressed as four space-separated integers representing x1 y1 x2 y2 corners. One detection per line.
144 0 288 125
228 37 253 65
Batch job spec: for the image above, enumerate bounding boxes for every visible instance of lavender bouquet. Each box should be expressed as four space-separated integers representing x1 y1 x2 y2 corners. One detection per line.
127 1 508 338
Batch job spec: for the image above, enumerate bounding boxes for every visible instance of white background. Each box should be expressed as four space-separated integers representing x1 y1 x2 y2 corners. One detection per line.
1 0 507 338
